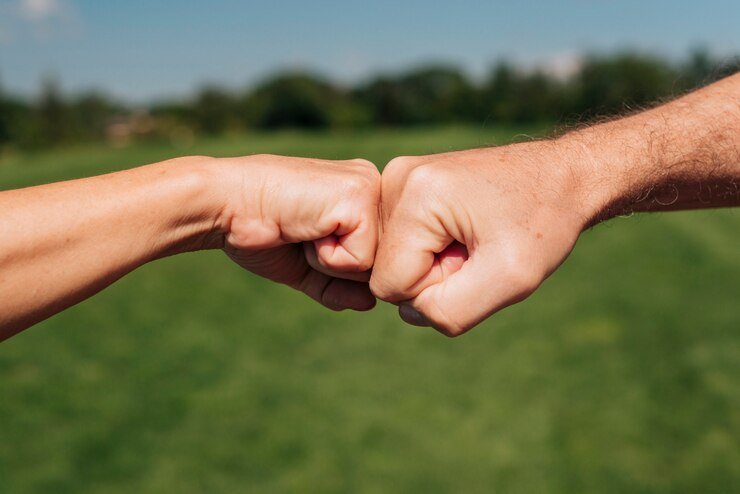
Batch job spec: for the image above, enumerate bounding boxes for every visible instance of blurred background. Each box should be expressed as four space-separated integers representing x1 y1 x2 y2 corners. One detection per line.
1 1 738 492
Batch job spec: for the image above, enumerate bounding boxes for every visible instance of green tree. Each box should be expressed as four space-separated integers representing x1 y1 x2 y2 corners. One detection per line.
681 48 715 89
398 65 477 123
481 63 563 123
0 78 11 147
36 76 68 146
573 53 677 117
192 86 238 135
68 91 120 141
481 62 518 122
243 73 336 129
357 65 477 125
353 77 402 125
0 76 32 149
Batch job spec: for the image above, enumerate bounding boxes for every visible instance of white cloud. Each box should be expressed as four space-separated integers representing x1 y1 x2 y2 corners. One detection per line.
541 52 584 80
19 0 63 20
518 52 584 81
2 0 82 42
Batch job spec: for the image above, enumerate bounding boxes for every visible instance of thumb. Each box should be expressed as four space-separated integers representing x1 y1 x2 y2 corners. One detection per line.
400 246 539 337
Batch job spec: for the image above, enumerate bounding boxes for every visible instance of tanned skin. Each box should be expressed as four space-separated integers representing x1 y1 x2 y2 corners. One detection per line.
370 73 739 336
0 74 738 341
0 156 380 340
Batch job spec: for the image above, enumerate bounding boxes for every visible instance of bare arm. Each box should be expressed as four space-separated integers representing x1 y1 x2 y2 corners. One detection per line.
371 73 740 336
568 72 740 222
0 155 380 341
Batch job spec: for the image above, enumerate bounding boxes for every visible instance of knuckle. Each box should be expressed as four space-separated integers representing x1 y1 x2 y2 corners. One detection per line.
369 275 398 302
351 157 377 172
344 174 380 204
343 173 373 195
349 158 381 183
428 310 470 338
384 155 418 175
365 167 382 190
435 319 466 338
354 256 375 273
368 276 387 300
404 163 440 191
338 251 374 273
425 299 467 337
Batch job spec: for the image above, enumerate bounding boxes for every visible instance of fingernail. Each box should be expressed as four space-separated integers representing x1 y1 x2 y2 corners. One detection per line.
399 304 430 327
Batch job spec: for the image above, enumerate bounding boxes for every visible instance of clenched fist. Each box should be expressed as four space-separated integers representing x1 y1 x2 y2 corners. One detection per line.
216 154 381 312
370 143 588 336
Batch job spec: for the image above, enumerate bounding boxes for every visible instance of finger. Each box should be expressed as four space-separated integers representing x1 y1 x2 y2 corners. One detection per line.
303 241 371 282
401 247 538 337
298 268 376 311
324 278 376 311
238 243 375 311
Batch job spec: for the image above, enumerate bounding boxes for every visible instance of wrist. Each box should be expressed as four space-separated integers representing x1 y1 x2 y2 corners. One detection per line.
150 156 229 256
556 127 637 228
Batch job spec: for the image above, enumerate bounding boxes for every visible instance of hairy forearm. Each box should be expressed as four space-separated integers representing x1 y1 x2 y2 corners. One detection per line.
563 72 740 224
0 157 224 339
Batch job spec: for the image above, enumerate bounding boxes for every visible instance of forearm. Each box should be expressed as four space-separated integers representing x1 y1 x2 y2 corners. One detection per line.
563 72 740 224
0 156 225 339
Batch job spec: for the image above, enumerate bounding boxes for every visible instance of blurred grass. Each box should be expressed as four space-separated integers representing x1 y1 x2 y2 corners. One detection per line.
0 125 738 493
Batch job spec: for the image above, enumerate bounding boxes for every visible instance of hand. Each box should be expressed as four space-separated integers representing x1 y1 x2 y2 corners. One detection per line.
370 142 594 336
214 154 381 312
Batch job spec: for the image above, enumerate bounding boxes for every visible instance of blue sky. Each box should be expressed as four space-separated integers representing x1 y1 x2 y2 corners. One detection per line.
1 0 739 102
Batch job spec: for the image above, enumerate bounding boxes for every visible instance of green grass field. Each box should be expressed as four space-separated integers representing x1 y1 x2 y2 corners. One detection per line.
0 126 738 493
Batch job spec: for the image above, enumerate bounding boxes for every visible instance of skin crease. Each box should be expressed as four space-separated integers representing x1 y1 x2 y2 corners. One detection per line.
0 73 737 341
370 73 740 336
0 155 380 341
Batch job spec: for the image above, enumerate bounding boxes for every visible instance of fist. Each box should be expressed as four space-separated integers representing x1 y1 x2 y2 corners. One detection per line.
371 143 590 336
216 154 381 312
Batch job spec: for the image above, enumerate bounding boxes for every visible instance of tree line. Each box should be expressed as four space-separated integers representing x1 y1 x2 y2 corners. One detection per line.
0 49 738 149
